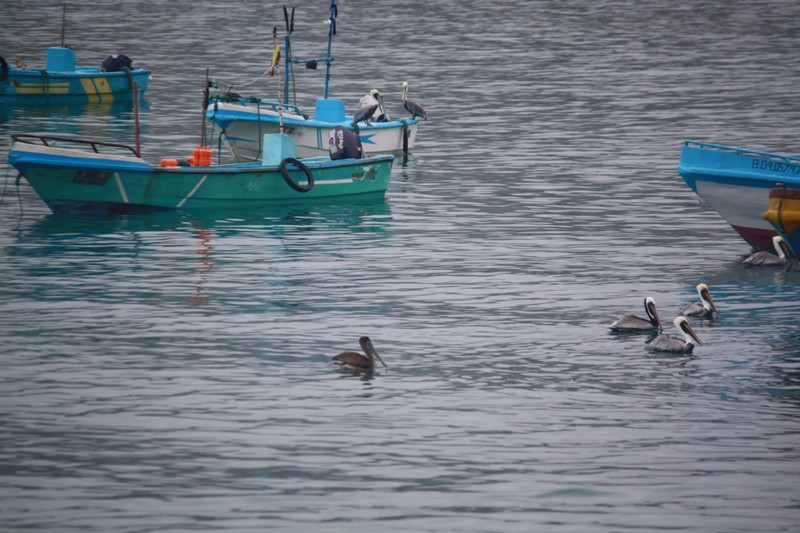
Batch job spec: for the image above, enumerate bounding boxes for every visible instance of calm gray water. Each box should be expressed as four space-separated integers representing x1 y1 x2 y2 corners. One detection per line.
2 1 800 531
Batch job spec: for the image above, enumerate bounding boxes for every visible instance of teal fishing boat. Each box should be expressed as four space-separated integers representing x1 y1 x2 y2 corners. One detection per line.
0 49 150 103
7 133 394 214
0 5 150 103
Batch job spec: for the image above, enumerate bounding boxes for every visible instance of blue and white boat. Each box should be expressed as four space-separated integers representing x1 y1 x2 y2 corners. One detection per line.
677 140 800 249
207 96 418 161
206 0 423 161
0 48 149 103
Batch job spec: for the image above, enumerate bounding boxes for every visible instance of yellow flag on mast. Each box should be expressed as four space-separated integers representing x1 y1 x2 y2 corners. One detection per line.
268 38 281 77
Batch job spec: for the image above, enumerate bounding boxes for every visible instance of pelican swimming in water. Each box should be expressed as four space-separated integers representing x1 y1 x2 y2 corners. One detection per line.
332 336 387 372
401 81 427 120
609 297 663 333
742 235 796 267
682 283 718 319
646 316 704 353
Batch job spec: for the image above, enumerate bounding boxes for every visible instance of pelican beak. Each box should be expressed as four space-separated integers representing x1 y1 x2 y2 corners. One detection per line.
646 298 662 330
778 238 796 261
700 286 717 315
365 338 388 368
680 318 704 346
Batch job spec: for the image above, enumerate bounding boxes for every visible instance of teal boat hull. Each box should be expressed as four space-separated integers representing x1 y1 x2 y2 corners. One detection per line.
0 66 150 103
8 136 394 214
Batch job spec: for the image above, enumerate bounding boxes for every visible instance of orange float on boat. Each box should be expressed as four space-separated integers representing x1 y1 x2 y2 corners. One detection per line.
192 146 212 166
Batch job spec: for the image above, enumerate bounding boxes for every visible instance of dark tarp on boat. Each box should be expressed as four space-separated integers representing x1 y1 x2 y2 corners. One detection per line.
328 125 363 160
102 53 133 72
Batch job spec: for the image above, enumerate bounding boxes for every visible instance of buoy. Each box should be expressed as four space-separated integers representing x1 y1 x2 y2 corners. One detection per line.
160 159 179 167
192 146 212 166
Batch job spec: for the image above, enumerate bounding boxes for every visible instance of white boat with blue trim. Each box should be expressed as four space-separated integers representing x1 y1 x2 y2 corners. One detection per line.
207 95 418 161
205 0 424 161
677 139 800 249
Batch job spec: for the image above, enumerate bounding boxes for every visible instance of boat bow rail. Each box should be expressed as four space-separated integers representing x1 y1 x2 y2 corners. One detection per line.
683 139 800 166
12 133 141 158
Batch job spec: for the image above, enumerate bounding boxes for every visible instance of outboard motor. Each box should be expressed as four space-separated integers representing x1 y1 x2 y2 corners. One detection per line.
328 125 363 160
102 53 133 72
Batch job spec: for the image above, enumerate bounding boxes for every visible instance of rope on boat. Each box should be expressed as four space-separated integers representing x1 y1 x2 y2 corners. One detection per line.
212 68 274 93
40 69 50 104
124 67 133 91
279 157 314 192
257 100 264 159
400 119 410 155
776 183 786 234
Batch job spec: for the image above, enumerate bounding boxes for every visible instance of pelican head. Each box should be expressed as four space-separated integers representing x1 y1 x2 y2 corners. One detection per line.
370 88 381 99
360 336 387 368
773 235 795 261
696 283 717 315
644 296 662 328
674 316 704 346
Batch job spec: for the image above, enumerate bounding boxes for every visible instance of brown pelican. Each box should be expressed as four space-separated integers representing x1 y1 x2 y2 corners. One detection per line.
646 316 704 354
353 104 379 127
401 81 427 120
609 297 663 332
682 283 718 319
742 235 795 267
357 89 386 122
332 336 387 372
354 89 384 125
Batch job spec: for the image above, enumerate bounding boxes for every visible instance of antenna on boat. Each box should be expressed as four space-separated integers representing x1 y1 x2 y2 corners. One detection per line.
283 6 296 106
60 3 67 48
323 0 337 99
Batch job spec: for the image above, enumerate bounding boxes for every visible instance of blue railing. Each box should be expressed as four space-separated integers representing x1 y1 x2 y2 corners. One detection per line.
684 139 800 165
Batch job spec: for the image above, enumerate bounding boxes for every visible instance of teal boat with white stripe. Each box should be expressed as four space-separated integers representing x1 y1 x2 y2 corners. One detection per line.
7 133 394 214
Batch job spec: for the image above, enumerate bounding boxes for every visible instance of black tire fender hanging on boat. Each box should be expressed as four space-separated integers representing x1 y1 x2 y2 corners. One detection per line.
0 56 9 82
279 157 314 193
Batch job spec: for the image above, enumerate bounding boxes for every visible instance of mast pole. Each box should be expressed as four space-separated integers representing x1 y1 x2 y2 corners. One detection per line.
323 0 337 99
60 3 67 48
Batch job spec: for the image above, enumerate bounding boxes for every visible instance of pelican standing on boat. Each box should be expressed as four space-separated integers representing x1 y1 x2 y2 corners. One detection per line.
401 81 427 120
332 336 387 372
609 297 663 332
646 316 704 354
356 89 386 122
682 283 718 319
742 235 795 267
353 89 382 125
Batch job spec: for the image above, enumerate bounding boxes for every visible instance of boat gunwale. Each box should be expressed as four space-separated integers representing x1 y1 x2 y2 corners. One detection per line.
207 100 420 130
4 66 151 79
9 135 395 174
683 139 800 165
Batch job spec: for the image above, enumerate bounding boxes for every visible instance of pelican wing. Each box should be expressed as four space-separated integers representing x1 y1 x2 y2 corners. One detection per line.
610 314 657 331
332 351 371 369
